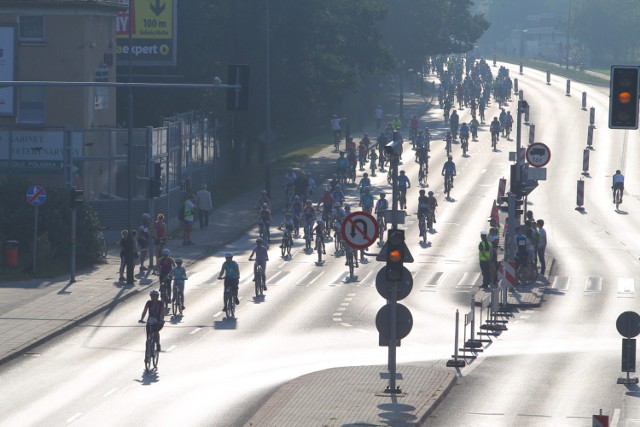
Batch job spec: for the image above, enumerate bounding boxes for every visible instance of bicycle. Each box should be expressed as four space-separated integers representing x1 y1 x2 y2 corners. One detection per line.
259 219 270 244
97 226 108 259
345 247 357 278
223 286 236 319
279 228 293 257
348 164 357 184
461 135 469 157
444 174 454 199
418 212 428 244
172 279 185 316
140 321 160 372
315 234 325 263
418 162 428 186
491 132 498 151
334 223 344 254
387 168 393 185
254 264 265 297
284 185 294 210
377 214 386 242
516 259 531 285
614 186 623 210
398 188 407 210
160 276 172 310
304 222 313 251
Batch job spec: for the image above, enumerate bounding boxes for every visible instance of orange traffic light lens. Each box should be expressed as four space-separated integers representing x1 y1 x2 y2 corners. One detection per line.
619 91 632 104
389 249 401 262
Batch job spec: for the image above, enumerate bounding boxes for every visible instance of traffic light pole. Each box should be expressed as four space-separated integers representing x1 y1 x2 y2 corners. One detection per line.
388 153 399 393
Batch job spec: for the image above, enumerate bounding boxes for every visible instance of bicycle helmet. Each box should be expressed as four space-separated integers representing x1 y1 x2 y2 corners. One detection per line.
161 248 170 256
150 290 160 296
175 258 183 264
224 252 233 259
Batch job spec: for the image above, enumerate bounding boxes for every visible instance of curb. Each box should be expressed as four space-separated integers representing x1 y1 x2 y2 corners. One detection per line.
417 369 458 426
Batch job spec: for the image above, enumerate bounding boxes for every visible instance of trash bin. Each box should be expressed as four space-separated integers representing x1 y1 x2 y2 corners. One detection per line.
4 240 18 267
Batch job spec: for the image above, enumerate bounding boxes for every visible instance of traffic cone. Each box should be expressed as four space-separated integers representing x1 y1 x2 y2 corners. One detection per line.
490 199 499 224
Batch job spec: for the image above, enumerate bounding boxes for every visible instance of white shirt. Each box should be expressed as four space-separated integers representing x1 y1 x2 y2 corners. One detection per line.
375 107 383 120
331 118 341 131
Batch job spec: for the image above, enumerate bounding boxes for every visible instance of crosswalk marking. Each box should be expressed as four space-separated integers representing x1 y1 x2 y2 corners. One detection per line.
618 278 635 297
454 272 480 292
551 276 570 291
584 276 603 293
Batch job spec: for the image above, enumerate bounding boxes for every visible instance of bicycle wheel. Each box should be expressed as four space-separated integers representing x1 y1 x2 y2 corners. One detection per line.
172 295 178 316
152 339 159 369
349 258 354 277
145 338 153 371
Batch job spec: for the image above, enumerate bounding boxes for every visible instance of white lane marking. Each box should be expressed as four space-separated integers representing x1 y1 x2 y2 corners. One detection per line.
584 276 603 293
189 327 202 335
551 276 570 291
611 408 621 427
340 323 352 327
340 302 350 307
454 272 480 291
344 297 353 302
309 271 325 284
361 269 376 284
213 311 223 318
347 293 356 297
333 313 342 317
617 277 635 295
299 271 313 284
166 345 177 352
103 388 117 397
269 271 284 283
67 413 82 423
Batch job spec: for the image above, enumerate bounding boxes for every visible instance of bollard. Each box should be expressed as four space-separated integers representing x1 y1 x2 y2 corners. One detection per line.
529 123 535 145
582 149 590 176
446 309 466 367
589 107 595 127
546 70 551 85
524 103 530 124
587 124 594 149
566 79 571 96
466 297 483 348
576 179 585 210
519 62 523 75
513 78 519 95
518 89 523 101
493 55 497 67
581 92 587 110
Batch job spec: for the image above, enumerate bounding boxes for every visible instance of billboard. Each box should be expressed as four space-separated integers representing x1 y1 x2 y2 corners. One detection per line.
0 26 15 115
116 0 177 66
0 130 82 170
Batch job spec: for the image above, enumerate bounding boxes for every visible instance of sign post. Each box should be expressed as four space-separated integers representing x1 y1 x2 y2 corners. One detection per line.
26 186 46 272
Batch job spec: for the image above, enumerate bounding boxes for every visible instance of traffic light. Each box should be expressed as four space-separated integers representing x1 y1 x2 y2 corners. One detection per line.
386 229 406 282
70 188 84 208
226 64 250 111
514 198 524 216
609 65 639 129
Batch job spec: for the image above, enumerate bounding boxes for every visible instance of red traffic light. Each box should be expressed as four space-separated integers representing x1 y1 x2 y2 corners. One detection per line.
619 91 632 104
389 249 401 263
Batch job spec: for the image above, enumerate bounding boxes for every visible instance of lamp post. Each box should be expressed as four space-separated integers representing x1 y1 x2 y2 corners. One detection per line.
265 0 272 197
126 0 135 285
565 0 571 70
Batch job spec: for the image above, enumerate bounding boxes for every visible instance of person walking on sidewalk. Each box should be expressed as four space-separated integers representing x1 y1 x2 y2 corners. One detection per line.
196 184 213 230
182 194 196 246
478 231 492 288
118 229 129 282
536 219 547 275
137 213 152 273
375 105 383 131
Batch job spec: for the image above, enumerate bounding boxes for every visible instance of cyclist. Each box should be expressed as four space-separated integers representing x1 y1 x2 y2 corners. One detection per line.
361 186 374 214
490 116 501 144
514 227 528 283
469 116 479 141
152 213 167 273
291 195 303 237
398 170 411 210
409 115 419 141
303 200 317 241
443 131 453 153
358 141 368 171
504 111 514 139
369 149 378 176
441 156 457 188
249 238 269 288
278 213 295 256
314 220 326 254
139 289 165 352
358 173 371 206
612 169 625 204
426 190 438 229
318 189 335 224
449 109 459 140
332 184 345 206
171 258 188 311
157 248 176 303
336 151 349 183
417 189 429 236
460 122 469 144
375 192 389 238
255 190 271 213
283 167 297 203
391 115 401 131
499 108 507 137
218 252 240 311
258 203 272 244
478 96 486 123
331 115 342 148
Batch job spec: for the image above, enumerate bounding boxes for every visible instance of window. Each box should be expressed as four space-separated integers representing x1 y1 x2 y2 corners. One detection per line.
16 86 44 124
18 16 44 42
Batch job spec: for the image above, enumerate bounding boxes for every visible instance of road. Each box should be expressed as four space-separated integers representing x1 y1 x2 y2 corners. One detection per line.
0 62 638 426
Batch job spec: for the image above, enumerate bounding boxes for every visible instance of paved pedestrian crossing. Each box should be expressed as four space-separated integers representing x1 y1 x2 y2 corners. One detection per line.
549 275 638 297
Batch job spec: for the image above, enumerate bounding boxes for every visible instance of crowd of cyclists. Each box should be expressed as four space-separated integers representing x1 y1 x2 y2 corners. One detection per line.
140 54 523 360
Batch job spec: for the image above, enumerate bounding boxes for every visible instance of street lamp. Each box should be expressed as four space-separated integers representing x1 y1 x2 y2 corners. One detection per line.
265 0 272 198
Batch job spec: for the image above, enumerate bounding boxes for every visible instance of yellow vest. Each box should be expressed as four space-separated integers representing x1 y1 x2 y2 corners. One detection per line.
479 240 491 261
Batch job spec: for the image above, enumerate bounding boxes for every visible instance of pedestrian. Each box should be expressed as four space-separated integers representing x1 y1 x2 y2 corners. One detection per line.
294 171 309 202
137 213 152 273
182 194 196 245
536 219 547 275
488 227 500 285
479 231 492 288
306 172 316 200
196 184 213 229
153 213 167 274
375 105 383 131
118 229 128 282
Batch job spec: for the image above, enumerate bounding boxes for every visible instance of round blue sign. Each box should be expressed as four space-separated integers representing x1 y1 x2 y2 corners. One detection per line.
26 186 46 207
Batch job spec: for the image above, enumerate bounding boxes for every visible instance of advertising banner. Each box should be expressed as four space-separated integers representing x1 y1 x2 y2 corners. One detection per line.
116 0 177 66
0 26 15 115
0 130 82 170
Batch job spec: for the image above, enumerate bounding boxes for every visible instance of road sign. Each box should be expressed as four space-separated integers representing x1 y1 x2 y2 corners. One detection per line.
593 414 609 427
526 142 551 167
376 303 413 340
616 311 640 338
375 267 413 300
26 185 46 207
341 211 379 249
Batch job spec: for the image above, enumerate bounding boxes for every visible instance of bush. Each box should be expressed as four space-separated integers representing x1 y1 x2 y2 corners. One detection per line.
0 177 103 277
